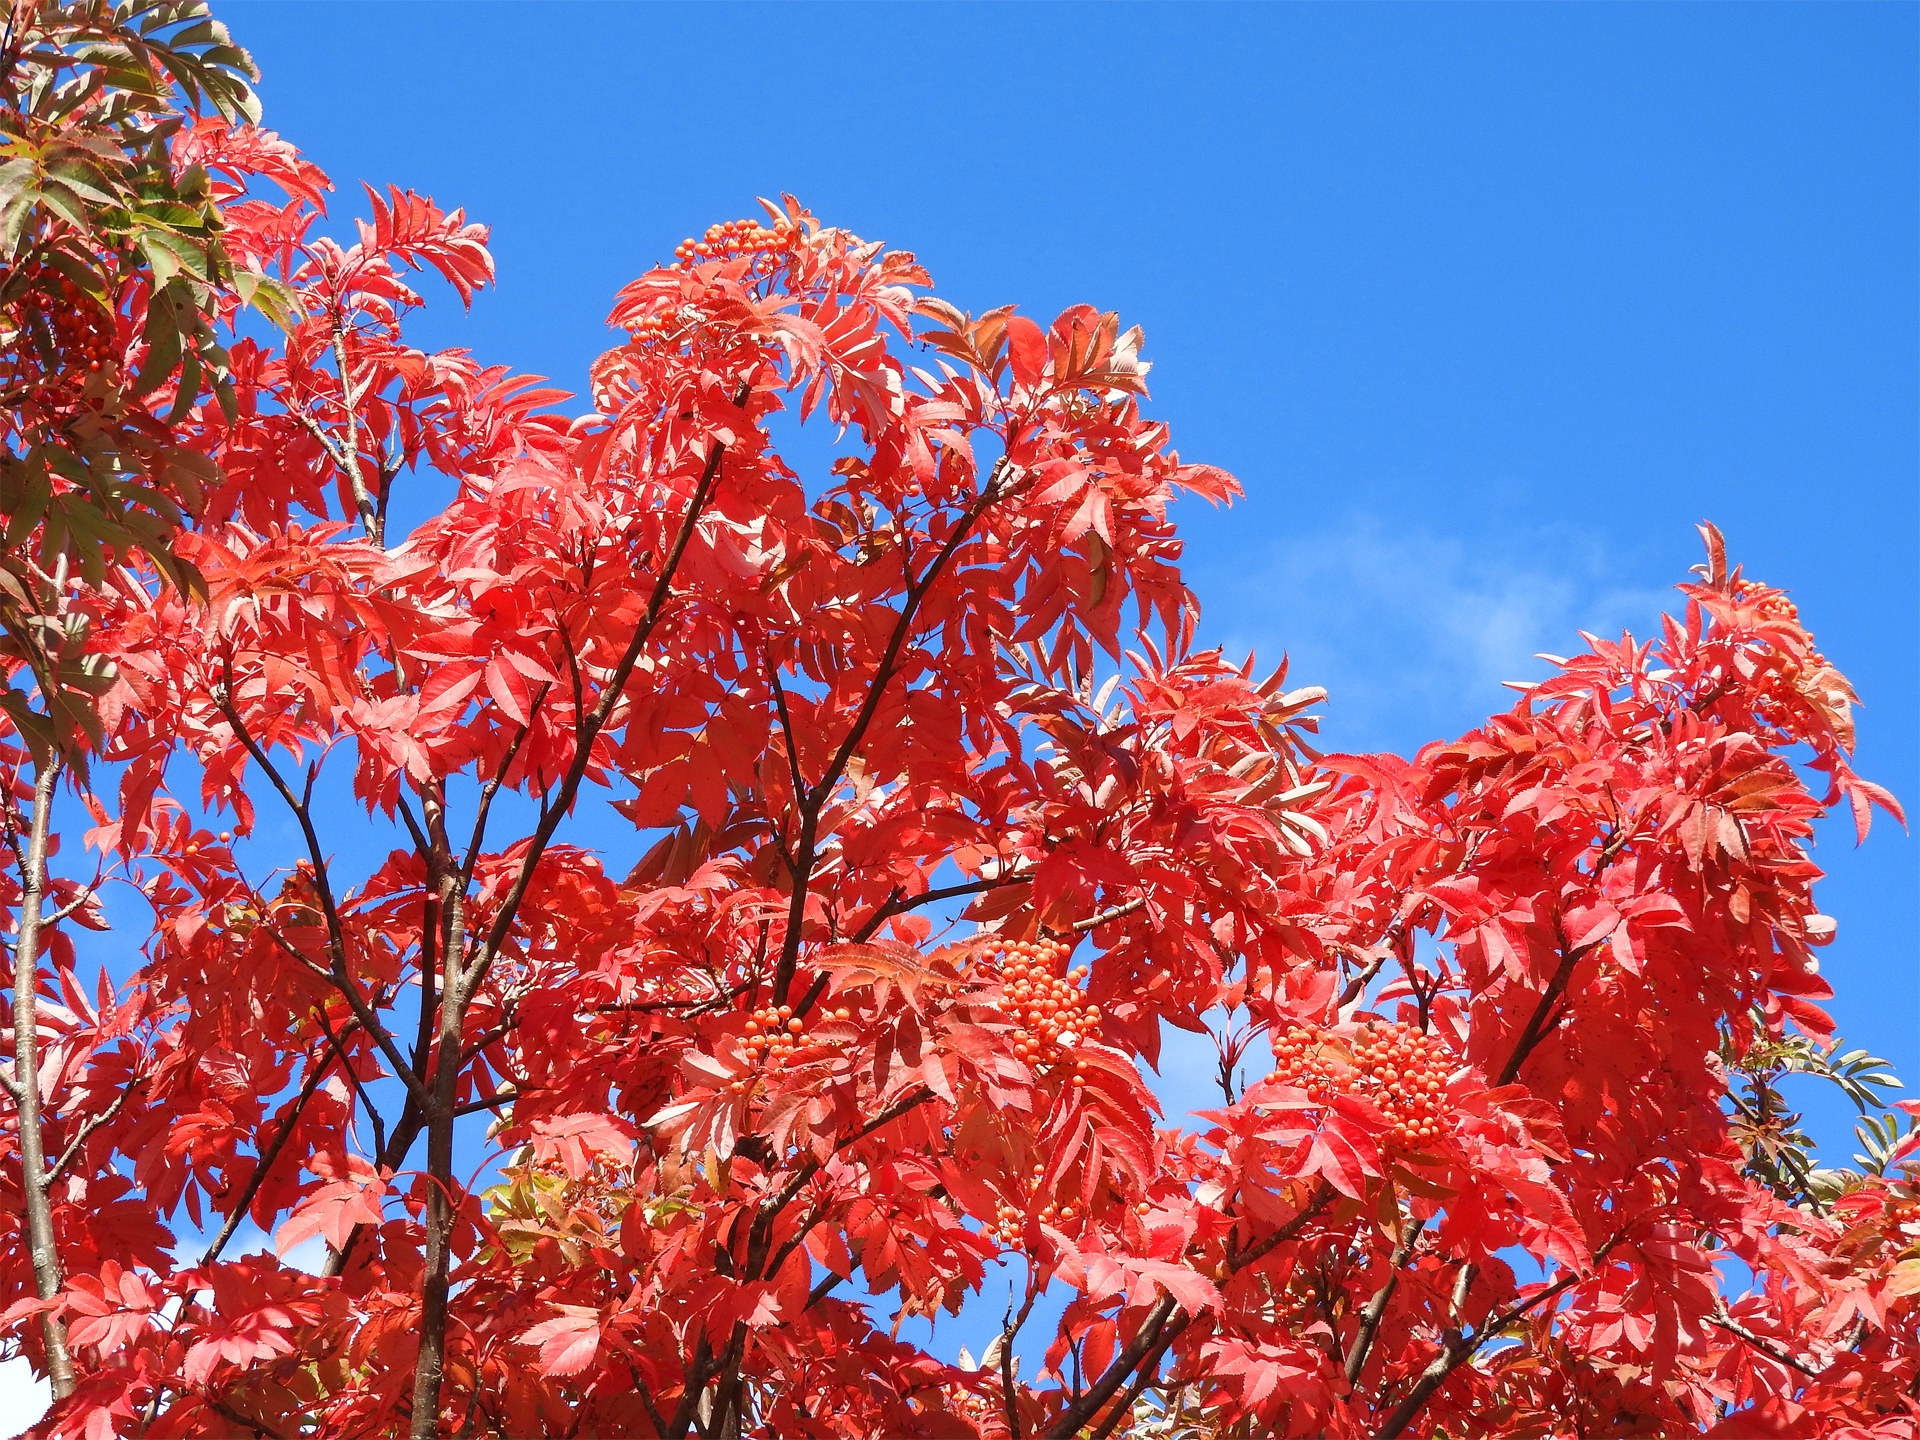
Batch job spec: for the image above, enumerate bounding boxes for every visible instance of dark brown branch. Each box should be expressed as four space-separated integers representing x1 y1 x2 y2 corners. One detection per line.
1069 894 1146 933
45 1071 145 1185
851 870 1035 944
998 1284 1041 1440
315 1005 385 1159
764 648 809 820
1709 1311 1823 1379
205 1394 289 1440
1495 937 1594 1089
631 1366 671 1437
789 970 832 1022
323 1096 428 1280
700 1319 752 1438
1047 1295 1182 1440
1592 814 1643 872
412 390 752 1440
1085 1349 1161 1440
202 1025 347 1267
665 1330 720 1437
215 684 429 1107
453 1087 516 1118
1223 1180 1338 1274
459 700 544 889
1338 917 1408 1014
391 789 433 869
1345 1217 1427 1385
463 382 751 1008
771 459 1014 1005
746 1087 937 1278
802 1269 845 1314
585 985 741 1020
1041 1183 1335 1440
1371 1238 1619 1439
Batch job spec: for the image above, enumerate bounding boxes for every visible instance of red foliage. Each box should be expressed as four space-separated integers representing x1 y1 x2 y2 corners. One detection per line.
1 100 1914 1440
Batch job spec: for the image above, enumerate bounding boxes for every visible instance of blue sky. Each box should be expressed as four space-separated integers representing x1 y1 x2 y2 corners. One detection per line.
5 1 1915 1426
226 0 1915 1154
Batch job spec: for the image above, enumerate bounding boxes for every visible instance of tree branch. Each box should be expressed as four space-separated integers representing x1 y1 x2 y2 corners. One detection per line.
462 382 751 1010
1069 894 1146 934
202 1025 349 1267
771 458 1014 1005
1345 1216 1427 1385
851 870 1036 944
1495 937 1595 1089
45 1071 145 1185
1040 1182 1335 1440
998 1283 1041 1440
1709 1310 1823 1379
215 683 429 1108
1338 916 1408 1015
5 759 75 1397
409 385 754 1440
1371 1238 1620 1439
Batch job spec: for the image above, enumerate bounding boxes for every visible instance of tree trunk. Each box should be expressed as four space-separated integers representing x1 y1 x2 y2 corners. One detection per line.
407 864 467 1439
9 760 74 1398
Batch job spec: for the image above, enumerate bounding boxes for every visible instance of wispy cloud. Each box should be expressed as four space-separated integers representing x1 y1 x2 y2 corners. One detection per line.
1200 515 1674 756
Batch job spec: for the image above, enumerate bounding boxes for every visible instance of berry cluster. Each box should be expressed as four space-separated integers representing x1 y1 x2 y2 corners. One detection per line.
949 1385 997 1426
1262 1020 1451 1152
1752 658 1825 728
982 936 1101 1070
729 1002 852 1093
988 1165 1086 1249
0 264 116 420
1749 596 1829 724
625 308 688 346
1734 588 1830 712
673 217 800 268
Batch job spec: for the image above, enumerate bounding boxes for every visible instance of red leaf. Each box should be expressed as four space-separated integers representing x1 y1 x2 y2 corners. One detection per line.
1006 315 1048 390
522 1313 602 1377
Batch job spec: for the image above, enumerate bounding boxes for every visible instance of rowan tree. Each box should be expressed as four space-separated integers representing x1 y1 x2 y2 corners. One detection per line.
1 6 1916 1437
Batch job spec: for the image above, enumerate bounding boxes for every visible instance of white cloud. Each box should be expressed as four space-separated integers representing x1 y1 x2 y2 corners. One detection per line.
172 1219 329 1277
0 1359 48 1440
1202 515 1673 755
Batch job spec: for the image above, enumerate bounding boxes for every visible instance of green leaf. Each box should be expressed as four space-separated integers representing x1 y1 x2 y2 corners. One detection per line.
233 266 303 331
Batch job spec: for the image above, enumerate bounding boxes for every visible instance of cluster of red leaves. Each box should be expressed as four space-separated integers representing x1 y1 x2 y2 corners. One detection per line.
0 98 1913 1440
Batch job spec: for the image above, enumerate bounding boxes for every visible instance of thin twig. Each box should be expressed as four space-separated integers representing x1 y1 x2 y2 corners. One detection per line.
201 1027 349 1267
45 1072 146 1184
851 870 1036 943
1041 1183 1335 1440
1709 1311 1822 1379
1371 1238 1620 1439
215 682 429 1107
1069 894 1146 933
772 457 1016 1005
1345 1216 1427 1384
